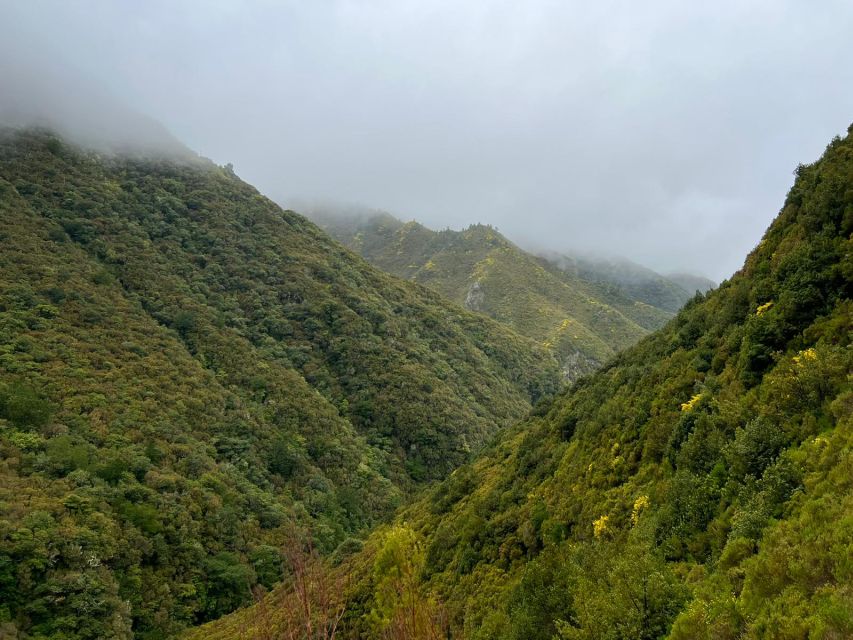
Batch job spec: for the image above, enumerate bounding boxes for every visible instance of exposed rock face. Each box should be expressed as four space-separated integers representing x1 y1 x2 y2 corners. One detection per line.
464 281 485 311
560 350 600 382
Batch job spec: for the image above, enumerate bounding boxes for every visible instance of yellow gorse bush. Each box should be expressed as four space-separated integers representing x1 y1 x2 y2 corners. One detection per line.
756 300 774 315
680 394 702 412
793 347 817 365
593 515 610 539
631 495 650 526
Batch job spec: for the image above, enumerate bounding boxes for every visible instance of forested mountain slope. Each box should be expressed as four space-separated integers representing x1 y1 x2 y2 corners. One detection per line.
203 126 852 639
313 212 677 379
0 128 560 638
544 252 708 313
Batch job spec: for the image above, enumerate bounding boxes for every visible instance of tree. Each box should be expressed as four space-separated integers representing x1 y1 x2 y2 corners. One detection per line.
245 533 347 640
370 525 450 640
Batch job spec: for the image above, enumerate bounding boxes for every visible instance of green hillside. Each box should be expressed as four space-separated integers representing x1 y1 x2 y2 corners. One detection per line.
313 212 677 379
0 128 561 638
202 126 852 639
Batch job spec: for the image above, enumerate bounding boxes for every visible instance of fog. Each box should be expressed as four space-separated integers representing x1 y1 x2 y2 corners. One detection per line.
2 1 852 281
0 32 188 157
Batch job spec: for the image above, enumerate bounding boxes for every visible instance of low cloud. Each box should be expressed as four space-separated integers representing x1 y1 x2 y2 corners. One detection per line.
2 1 851 279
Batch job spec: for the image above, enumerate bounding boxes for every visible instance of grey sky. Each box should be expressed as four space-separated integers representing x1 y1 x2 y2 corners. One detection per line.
2 1 852 281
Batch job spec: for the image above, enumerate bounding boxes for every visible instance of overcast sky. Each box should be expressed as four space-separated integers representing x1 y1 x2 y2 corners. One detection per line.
2 1 852 280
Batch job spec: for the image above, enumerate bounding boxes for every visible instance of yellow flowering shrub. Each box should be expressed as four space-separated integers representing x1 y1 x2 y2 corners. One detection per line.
680 394 702 412
593 515 610 539
632 495 650 525
792 347 817 365
756 300 774 315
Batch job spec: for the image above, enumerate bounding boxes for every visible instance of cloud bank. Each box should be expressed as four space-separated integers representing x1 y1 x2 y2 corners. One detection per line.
2 0 852 279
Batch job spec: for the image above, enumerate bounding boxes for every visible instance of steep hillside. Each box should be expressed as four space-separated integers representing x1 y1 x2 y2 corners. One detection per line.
313 212 675 379
0 128 560 638
206 126 852 639
545 253 706 313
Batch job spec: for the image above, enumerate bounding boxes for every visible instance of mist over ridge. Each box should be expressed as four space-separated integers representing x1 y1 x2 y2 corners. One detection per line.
2 1 852 280
0 49 190 158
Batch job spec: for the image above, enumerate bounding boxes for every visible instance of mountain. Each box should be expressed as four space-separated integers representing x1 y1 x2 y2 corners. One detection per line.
0 128 561 638
311 210 678 379
544 253 709 313
201 126 852 639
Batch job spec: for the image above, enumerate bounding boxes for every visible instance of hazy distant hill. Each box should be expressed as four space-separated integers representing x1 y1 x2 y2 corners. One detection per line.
312 210 682 379
665 271 717 295
544 252 710 313
0 128 561 638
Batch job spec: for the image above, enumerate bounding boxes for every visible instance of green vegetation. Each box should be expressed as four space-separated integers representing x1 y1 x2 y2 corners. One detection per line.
4 120 850 640
314 211 685 379
202 126 852 639
0 127 561 638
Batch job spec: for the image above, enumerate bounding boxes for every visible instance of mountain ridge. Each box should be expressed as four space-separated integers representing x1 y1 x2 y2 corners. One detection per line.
310 210 690 379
